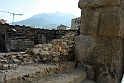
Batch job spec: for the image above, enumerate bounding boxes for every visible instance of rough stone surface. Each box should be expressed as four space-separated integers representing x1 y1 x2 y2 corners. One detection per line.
78 0 123 9
78 0 124 82
32 69 87 83
0 63 2 69
80 79 96 83
0 62 76 83
10 39 34 51
80 9 99 36
75 35 123 82
0 22 76 52
0 52 34 70
0 32 76 71
98 7 123 38
79 0 124 38
80 7 124 38
26 32 76 63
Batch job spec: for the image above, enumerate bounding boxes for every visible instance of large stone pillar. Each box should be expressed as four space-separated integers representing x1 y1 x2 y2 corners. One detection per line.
75 0 124 83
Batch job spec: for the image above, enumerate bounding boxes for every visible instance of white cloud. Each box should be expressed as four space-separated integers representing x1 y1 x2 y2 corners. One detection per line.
1 17 5 19
34 0 81 16
0 8 3 11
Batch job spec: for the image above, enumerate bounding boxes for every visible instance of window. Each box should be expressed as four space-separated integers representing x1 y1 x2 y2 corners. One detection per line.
77 20 80 24
75 21 76 23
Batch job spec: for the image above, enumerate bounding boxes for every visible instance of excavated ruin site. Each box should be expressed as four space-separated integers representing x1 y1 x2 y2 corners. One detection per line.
1 0 124 83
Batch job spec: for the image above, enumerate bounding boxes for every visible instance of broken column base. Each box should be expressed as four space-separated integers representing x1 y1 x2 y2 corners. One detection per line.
75 35 123 83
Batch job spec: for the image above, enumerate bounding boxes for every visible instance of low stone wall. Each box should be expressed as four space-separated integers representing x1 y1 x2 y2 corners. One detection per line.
0 32 77 70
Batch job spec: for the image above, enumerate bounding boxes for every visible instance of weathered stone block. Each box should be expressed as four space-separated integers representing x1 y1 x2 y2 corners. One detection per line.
80 9 99 36
10 40 18 45
98 7 123 38
17 41 24 45
81 79 96 83
0 63 2 69
75 35 123 82
79 0 124 38
24 41 29 45
78 0 122 9
80 7 124 38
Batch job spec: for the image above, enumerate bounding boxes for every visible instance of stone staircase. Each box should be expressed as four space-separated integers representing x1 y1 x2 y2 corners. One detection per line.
0 62 89 83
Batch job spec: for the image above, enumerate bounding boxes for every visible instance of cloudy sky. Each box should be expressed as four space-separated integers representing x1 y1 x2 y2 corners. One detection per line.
0 0 81 23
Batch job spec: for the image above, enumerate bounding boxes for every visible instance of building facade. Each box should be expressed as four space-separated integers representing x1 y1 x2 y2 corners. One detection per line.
0 19 7 24
71 17 81 30
57 24 70 30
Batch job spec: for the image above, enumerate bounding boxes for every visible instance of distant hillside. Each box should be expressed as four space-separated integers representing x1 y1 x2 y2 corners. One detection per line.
14 12 77 29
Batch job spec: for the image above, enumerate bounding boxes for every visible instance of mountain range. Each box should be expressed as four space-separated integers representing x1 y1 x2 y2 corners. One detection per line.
14 12 78 29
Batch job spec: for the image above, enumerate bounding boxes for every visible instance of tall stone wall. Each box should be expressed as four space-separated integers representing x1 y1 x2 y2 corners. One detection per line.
75 0 124 83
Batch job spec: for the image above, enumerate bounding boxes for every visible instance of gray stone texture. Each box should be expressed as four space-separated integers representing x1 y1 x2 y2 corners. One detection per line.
98 7 123 38
0 62 77 83
80 79 96 83
75 35 123 83
33 69 87 83
78 0 124 82
79 0 124 38
80 9 99 36
78 0 123 9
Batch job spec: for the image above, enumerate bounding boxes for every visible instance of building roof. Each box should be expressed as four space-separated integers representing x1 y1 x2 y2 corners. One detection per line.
0 19 7 24
57 24 69 27
72 17 81 20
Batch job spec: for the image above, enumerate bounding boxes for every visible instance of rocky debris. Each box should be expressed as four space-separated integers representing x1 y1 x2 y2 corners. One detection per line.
0 52 34 70
0 32 76 70
26 32 76 63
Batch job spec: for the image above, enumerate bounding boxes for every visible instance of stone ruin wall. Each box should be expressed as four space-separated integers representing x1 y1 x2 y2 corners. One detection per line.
0 23 76 52
75 0 124 83
1 1 124 82
0 23 77 72
0 32 77 70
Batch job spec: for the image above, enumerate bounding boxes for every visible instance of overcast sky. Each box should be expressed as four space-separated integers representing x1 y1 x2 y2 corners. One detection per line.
0 0 81 23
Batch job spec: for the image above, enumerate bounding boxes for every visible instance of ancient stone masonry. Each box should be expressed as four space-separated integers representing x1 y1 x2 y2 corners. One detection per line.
0 32 77 70
0 23 76 52
26 32 76 63
75 0 124 83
